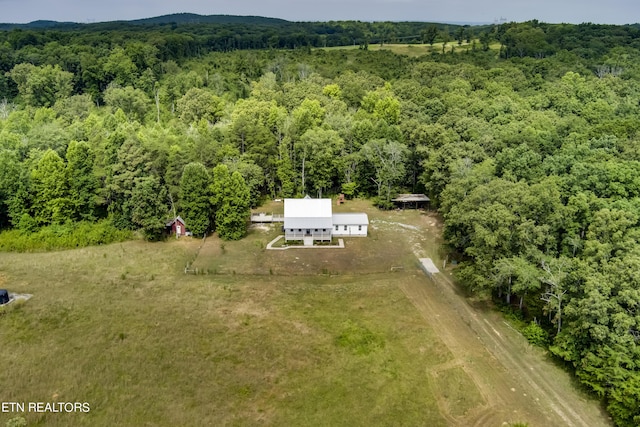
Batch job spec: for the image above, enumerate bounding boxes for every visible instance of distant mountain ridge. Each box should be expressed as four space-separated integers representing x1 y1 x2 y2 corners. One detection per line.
0 19 80 30
129 13 290 25
0 13 291 30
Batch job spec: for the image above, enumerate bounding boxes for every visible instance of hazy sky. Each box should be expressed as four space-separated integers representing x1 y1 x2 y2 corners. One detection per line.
1 0 637 25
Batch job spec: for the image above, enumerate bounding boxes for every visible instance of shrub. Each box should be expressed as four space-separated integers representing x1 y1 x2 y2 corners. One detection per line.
0 220 133 252
522 321 549 346
372 196 394 210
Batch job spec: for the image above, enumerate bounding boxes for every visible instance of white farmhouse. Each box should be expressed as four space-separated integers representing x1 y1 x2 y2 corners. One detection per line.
284 197 333 245
283 197 368 246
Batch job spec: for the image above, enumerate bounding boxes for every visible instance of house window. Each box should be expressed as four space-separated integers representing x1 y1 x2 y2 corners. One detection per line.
298 229 301 232
358 225 362 231
322 229 326 232
314 229 318 232
335 225 339 231
344 225 347 231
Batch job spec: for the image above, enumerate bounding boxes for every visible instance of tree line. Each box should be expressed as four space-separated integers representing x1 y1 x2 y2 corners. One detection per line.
2 19 640 101
2 20 640 425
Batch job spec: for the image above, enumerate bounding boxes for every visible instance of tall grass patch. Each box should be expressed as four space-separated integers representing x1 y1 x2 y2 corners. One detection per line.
0 220 133 252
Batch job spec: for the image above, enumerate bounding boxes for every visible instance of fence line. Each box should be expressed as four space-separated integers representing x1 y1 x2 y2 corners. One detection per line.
184 234 207 274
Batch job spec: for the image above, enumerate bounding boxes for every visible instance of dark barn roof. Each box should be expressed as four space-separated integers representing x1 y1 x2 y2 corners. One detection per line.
391 194 430 203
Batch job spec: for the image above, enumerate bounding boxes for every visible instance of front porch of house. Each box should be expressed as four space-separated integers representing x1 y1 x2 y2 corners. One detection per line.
284 228 333 245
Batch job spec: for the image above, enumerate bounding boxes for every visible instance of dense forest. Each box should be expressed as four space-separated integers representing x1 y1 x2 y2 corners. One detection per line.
2 17 640 425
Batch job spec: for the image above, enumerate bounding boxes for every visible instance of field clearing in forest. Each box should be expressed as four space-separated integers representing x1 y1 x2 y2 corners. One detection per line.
0 200 609 426
319 40 501 57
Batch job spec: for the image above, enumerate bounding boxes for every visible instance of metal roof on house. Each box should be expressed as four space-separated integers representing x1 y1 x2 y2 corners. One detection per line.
284 198 333 229
285 217 333 229
332 213 369 225
284 198 332 218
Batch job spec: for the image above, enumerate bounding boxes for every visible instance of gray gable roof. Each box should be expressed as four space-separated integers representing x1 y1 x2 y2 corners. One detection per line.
285 217 333 229
332 213 369 225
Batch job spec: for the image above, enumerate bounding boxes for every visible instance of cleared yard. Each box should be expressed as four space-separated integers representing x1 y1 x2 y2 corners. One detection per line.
192 199 435 275
0 200 610 426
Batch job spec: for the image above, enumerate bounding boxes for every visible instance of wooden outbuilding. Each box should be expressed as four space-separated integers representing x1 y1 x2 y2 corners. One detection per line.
392 194 430 209
166 216 187 236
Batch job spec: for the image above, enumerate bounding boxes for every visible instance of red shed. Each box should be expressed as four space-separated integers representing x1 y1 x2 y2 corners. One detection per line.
166 216 187 236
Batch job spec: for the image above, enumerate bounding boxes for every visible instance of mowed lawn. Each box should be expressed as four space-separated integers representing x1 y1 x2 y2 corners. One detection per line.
192 199 441 276
0 203 456 426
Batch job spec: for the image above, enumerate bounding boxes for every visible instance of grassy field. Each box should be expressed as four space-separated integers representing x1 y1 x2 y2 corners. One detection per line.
318 41 502 57
0 199 608 426
0 201 457 426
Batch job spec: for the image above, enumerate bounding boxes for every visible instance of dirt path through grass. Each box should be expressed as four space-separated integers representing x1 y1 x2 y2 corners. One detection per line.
399 271 611 426
373 211 611 426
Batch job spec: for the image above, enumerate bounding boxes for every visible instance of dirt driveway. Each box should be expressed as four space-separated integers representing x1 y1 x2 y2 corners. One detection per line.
399 272 610 426
364 213 613 427
392 214 611 426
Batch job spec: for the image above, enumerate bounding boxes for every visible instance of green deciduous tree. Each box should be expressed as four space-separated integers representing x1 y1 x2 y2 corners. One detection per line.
54 94 95 123
361 85 401 125
129 176 168 240
291 99 325 137
422 25 439 46
164 144 189 203
0 150 22 228
179 162 211 236
297 128 344 197
210 164 250 240
104 85 151 123
103 46 138 87
105 136 153 229
225 159 265 208
8 63 74 107
30 149 72 225
493 256 540 310
360 139 408 202
66 141 97 221
176 88 225 125
9 63 73 107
